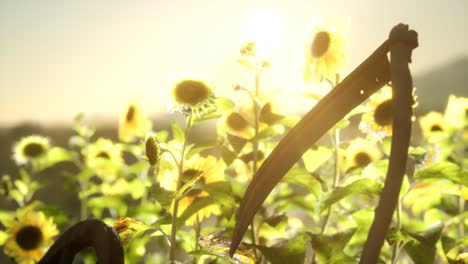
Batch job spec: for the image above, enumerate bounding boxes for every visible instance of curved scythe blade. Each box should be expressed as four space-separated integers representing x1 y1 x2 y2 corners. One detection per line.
230 39 392 256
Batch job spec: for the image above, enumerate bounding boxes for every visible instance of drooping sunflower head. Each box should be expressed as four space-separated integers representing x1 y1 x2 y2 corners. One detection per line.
12 135 50 165
118 103 151 143
84 138 123 179
113 217 148 245
303 17 349 82
344 138 382 172
3 209 58 264
145 135 161 167
360 85 394 136
419 111 447 140
171 77 215 115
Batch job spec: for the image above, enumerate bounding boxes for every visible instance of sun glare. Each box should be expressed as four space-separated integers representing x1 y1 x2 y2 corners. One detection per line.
242 8 286 56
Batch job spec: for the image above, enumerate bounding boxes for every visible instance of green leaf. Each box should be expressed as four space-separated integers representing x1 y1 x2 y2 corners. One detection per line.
202 181 236 207
408 146 427 163
174 171 204 200
186 142 217 160
321 178 383 212
415 161 468 186
188 249 234 264
254 126 278 140
257 233 310 264
14 180 29 196
150 185 175 210
277 116 300 128
215 97 236 113
221 146 237 166
403 222 443 264
309 229 356 263
0 211 14 226
302 146 332 173
156 130 169 142
171 122 185 143
263 213 287 227
332 118 350 130
282 167 322 198
228 134 247 153
127 179 148 200
193 111 222 125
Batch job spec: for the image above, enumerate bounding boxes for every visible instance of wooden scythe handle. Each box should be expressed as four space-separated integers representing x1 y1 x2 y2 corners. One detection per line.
38 219 124 264
360 24 418 264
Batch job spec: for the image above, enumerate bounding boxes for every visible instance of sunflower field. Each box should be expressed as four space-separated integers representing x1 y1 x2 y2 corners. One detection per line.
0 18 467 264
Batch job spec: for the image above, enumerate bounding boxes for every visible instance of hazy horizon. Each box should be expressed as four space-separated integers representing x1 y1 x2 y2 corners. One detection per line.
1 0 468 125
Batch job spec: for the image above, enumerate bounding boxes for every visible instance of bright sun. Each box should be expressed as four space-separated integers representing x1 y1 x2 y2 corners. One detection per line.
242 8 286 56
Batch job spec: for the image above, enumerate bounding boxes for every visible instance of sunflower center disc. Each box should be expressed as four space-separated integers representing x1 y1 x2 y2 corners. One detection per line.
23 143 44 158
15 225 43 250
373 100 393 126
311 31 331 58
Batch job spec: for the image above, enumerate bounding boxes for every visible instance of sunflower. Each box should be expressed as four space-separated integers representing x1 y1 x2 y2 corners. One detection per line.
118 103 151 143
171 77 215 115
344 138 382 171
159 155 225 224
218 111 255 139
84 138 123 179
3 208 58 264
12 135 50 165
360 85 394 136
360 85 418 137
303 17 348 82
418 111 447 140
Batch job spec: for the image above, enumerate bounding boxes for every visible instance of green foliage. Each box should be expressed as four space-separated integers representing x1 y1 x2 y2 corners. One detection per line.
321 178 383 212
309 229 356 263
257 233 310 264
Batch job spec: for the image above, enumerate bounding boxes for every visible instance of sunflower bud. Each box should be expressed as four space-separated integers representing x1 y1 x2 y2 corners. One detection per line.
145 136 160 166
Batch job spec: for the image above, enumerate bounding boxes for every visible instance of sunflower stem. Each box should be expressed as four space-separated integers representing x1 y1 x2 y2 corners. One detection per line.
249 61 263 261
311 75 341 264
391 198 402 264
79 178 88 221
169 112 193 263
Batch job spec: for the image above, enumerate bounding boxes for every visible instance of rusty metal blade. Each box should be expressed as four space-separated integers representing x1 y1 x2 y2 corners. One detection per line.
230 39 392 256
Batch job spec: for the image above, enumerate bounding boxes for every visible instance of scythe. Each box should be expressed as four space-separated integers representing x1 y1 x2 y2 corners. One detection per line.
229 24 418 264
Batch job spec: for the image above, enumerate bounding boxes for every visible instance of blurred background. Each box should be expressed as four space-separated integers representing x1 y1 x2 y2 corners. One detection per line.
1 0 467 196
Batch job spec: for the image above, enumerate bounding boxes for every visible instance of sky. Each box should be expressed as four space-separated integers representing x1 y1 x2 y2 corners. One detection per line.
1 0 467 125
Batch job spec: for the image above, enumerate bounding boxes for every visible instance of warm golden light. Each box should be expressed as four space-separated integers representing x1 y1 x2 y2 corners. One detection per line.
242 8 286 56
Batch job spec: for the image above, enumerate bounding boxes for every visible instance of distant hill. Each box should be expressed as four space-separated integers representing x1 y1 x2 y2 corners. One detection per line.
414 57 468 114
